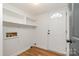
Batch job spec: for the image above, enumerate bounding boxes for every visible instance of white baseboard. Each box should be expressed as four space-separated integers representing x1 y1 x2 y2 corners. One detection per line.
34 45 66 55
10 46 30 56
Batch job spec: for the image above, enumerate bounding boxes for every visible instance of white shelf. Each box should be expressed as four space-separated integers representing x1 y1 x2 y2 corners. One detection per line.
3 8 26 24
3 21 37 27
3 6 37 27
3 8 24 19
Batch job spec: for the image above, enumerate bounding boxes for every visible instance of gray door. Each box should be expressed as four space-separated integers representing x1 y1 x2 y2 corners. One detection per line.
69 3 79 56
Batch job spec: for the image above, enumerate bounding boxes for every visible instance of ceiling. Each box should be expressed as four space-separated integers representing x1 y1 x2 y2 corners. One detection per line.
8 3 68 16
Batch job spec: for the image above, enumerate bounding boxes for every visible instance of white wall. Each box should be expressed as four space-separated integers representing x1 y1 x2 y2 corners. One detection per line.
0 3 3 56
35 13 49 50
3 25 36 56
35 7 69 54
3 4 36 56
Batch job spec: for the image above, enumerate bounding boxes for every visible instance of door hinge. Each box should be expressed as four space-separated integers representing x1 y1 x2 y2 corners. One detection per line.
66 12 67 16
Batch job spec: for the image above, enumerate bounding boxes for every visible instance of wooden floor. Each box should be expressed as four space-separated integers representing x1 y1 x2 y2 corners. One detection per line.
18 46 65 56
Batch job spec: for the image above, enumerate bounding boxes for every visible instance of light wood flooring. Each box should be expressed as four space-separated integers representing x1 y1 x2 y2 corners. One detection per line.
18 46 65 56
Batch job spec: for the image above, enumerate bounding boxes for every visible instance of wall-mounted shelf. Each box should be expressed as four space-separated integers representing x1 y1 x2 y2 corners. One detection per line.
3 21 37 27
3 6 37 27
3 8 26 24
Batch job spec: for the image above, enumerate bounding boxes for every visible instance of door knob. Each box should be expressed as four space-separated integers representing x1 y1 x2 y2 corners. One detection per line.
66 40 72 43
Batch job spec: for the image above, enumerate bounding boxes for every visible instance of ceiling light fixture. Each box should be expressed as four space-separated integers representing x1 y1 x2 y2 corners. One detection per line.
33 3 40 5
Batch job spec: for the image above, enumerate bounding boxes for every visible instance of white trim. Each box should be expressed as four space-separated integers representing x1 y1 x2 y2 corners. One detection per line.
9 46 30 56
66 7 70 56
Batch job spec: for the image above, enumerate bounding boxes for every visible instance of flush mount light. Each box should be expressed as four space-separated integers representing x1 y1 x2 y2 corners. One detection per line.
51 13 62 19
33 3 40 5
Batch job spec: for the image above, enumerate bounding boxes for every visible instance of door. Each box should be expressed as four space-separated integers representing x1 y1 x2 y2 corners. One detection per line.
69 3 79 56
48 10 67 54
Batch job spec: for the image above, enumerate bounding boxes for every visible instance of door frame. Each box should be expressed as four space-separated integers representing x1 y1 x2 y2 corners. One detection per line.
66 8 70 56
47 7 69 55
